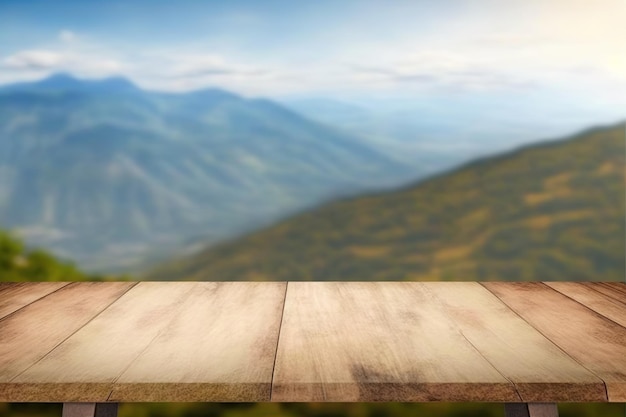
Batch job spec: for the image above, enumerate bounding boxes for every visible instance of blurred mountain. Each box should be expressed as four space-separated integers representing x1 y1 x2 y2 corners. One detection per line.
281 98 463 172
148 123 625 281
0 74 410 271
282 93 626 173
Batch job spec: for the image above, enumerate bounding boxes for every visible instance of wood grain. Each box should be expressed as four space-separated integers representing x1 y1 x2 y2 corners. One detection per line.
0 282 133 401
110 282 287 402
1 281 624 404
272 282 519 402
9 282 198 402
483 282 626 402
0 282 70 319
588 283 626 305
602 282 626 293
429 283 605 401
545 282 626 328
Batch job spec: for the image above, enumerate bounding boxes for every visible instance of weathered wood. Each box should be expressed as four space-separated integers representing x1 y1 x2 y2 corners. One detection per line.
505 403 559 417
272 282 519 402
588 283 626 304
62 403 118 417
0 282 70 319
1 281 624 404
8 282 198 402
483 282 626 402
429 283 605 401
545 282 626 328
602 282 626 293
0 282 134 401
110 282 287 402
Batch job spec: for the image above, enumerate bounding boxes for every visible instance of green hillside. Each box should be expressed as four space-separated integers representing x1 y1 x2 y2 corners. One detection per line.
149 123 626 282
0 229 117 282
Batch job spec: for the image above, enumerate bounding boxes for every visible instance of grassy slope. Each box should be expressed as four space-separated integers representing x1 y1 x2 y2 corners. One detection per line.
150 123 625 282
0 230 124 282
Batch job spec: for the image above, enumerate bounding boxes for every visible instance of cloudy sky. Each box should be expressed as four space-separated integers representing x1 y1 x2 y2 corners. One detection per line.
0 0 625 103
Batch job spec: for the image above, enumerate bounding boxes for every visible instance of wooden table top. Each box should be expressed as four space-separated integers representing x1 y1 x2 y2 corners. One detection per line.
0 281 624 403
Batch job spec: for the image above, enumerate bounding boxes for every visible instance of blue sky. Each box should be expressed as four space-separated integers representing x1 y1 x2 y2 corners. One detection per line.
0 0 625 108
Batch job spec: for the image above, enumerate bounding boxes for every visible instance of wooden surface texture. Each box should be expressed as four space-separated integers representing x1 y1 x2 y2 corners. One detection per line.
0 281 624 402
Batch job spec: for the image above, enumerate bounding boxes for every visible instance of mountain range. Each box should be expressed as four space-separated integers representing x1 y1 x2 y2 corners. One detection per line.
148 123 626 282
0 73 412 271
283 92 626 165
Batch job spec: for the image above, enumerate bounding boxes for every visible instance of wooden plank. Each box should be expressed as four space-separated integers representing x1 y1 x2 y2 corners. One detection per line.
428 283 605 401
0 281 134 399
0 282 70 319
110 282 287 402
483 282 626 402
505 403 559 417
272 282 519 402
545 282 626 328
592 283 626 304
602 282 626 293
7 282 198 402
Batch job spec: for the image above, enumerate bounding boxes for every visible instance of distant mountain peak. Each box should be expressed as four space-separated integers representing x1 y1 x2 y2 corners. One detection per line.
186 86 240 101
1 72 140 94
95 75 138 90
41 72 79 84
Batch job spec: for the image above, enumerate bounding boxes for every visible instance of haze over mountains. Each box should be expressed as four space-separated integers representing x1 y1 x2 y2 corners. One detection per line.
1 73 623 275
283 92 626 172
150 123 625 282
0 73 412 271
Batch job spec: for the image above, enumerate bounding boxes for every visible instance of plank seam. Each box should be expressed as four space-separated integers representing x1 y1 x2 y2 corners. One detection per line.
597 282 626 301
479 282 610 402
601 281 626 289
424 284 523 401
106 283 200 390
602 378 609 403
594 282 626 295
542 282 626 331
269 281 289 402
9 282 139 382
0 282 73 323
582 283 626 308
605 282 626 291
458 329 523 401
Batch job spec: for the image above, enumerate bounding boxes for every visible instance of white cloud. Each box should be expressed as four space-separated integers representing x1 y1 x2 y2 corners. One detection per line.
342 49 536 93
167 54 268 79
4 50 65 70
2 49 124 79
125 51 284 94
0 0 624 99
